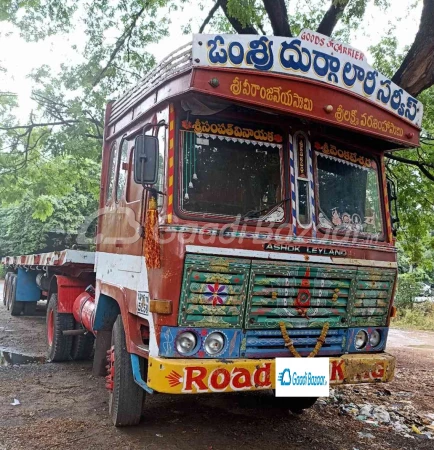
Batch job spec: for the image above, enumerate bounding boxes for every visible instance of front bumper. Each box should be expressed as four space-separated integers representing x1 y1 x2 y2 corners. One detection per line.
147 353 395 394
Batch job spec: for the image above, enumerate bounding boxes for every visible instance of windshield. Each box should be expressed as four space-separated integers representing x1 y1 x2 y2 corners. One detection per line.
180 127 283 219
316 151 383 237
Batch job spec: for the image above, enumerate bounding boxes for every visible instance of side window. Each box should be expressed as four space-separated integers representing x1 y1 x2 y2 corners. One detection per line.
294 132 311 226
107 141 118 202
156 125 166 208
116 138 129 201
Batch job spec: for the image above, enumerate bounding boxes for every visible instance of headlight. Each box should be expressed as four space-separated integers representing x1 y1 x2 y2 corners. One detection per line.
369 329 381 347
204 332 225 355
355 330 368 349
175 332 197 354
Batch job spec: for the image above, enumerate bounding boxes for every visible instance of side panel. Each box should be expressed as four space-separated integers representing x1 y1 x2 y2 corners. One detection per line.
56 275 92 313
16 268 40 302
95 251 159 356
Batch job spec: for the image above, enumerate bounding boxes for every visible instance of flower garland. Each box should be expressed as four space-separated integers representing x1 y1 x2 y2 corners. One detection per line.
279 321 330 358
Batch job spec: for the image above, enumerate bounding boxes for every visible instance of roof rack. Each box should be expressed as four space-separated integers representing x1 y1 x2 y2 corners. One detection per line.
109 42 193 124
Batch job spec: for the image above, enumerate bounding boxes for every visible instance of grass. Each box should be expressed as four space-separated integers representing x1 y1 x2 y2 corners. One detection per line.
391 303 434 331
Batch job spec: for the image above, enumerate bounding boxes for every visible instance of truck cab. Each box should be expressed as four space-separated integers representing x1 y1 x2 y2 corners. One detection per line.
2 31 422 427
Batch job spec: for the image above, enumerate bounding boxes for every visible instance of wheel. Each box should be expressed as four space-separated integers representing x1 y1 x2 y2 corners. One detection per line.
6 275 12 310
46 293 74 362
108 315 144 427
71 320 95 360
23 301 37 315
9 275 23 316
272 392 318 414
3 273 11 306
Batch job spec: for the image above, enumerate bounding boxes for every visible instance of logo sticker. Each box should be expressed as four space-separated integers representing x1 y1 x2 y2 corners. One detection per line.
275 358 330 397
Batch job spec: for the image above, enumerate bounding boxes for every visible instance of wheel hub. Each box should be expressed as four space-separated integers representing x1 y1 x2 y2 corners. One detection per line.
105 345 115 392
47 309 54 347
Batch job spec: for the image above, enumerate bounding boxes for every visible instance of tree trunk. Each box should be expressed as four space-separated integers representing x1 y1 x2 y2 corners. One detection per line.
317 0 350 37
262 0 292 37
392 0 434 97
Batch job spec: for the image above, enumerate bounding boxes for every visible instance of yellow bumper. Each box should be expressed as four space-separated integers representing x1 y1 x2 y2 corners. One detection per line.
147 353 395 394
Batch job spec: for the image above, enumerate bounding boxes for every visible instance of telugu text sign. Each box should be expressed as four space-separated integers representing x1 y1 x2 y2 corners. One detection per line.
192 33 423 128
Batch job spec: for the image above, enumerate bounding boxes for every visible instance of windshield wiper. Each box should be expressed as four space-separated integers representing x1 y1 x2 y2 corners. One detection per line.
238 197 291 222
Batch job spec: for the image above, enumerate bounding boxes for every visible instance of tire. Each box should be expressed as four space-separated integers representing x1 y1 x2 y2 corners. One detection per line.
3 273 11 306
6 275 12 310
9 275 23 316
109 315 144 427
46 293 74 362
272 392 318 413
23 301 37 316
71 320 95 360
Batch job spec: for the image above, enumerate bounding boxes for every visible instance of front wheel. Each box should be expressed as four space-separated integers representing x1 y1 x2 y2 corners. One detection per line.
108 315 144 427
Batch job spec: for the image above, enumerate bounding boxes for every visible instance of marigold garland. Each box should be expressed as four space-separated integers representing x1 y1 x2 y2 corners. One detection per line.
279 321 330 358
144 194 161 269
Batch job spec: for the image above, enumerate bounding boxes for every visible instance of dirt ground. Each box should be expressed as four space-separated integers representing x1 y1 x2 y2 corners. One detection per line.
1 281 433 450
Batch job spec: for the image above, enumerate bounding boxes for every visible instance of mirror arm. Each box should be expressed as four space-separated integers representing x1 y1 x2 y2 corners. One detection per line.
142 186 166 196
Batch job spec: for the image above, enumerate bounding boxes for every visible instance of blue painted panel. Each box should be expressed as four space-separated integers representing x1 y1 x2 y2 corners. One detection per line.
243 328 346 358
244 346 344 358
16 268 40 302
346 327 388 353
159 326 242 358
93 294 121 331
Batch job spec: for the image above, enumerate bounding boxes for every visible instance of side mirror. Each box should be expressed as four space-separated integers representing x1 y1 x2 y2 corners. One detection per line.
133 135 159 185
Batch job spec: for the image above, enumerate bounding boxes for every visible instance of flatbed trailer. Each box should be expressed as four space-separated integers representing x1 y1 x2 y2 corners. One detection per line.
2 250 94 317
1 30 423 427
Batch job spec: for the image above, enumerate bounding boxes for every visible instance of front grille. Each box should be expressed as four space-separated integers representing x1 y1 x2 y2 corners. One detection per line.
178 254 250 328
179 254 396 337
350 268 395 327
245 261 357 329
243 328 346 358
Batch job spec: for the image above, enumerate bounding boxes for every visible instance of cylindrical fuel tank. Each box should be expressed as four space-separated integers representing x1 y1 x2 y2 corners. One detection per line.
73 292 96 335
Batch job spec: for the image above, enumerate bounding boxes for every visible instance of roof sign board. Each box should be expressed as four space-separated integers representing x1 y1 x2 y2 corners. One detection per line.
192 31 423 128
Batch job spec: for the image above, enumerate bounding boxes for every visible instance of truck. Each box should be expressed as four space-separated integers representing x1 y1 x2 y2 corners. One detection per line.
1 31 423 426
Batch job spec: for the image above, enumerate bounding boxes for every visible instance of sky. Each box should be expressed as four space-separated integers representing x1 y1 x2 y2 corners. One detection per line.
0 0 423 121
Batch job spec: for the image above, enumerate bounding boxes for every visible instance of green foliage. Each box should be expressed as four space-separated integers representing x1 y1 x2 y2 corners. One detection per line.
369 33 434 276
391 303 434 331
369 32 402 79
394 272 425 308
226 0 266 29
0 140 100 256
0 188 98 256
